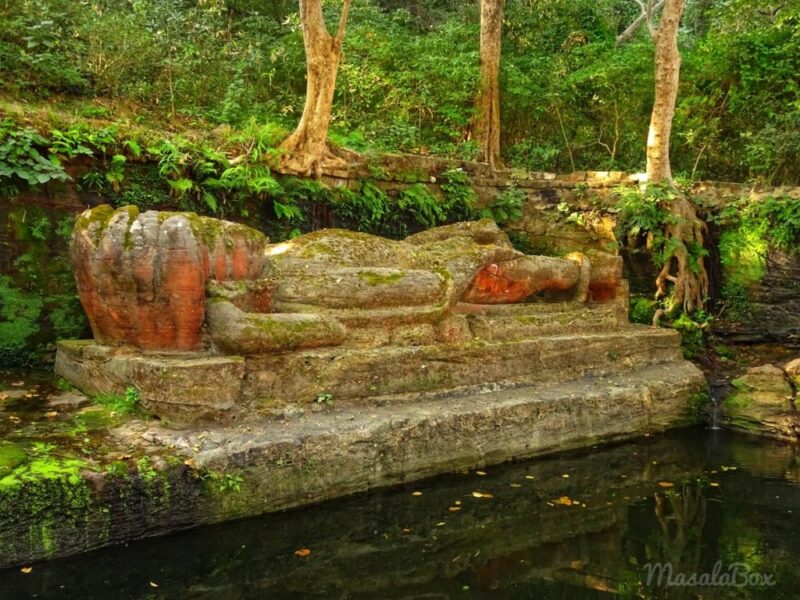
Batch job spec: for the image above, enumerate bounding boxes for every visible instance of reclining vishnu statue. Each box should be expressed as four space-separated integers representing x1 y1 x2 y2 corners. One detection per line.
57 205 627 423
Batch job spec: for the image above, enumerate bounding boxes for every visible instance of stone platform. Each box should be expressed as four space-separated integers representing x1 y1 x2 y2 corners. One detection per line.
55 300 687 425
1 353 705 568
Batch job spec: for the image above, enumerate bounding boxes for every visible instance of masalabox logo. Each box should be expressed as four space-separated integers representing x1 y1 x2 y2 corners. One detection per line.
643 561 776 588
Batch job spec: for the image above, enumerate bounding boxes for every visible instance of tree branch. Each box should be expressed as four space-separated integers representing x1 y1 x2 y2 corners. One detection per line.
617 0 665 46
337 0 351 41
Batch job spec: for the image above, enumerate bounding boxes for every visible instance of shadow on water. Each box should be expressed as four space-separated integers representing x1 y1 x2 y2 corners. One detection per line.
2 411 800 597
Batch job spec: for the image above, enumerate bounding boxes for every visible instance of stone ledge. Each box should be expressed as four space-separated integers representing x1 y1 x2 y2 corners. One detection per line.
0 359 707 568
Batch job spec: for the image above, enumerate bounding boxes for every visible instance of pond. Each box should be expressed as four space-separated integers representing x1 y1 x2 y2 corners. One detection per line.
2 417 799 599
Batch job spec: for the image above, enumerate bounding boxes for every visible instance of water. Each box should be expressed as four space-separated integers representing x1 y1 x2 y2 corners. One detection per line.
1 426 799 599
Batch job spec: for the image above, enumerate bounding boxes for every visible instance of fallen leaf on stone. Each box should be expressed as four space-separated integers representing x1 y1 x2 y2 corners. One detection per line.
657 482 674 488
8 416 20 424
149 582 159 588
472 491 493 499
294 548 311 557
183 458 195 467
20 567 32 574
45 411 58 419
411 491 422 496
448 506 461 512
553 496 573 506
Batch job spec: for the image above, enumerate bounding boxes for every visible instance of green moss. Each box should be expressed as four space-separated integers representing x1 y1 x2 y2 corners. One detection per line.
357 270 405 286
687 390 711 421
0 454 90 491
672 313 706 359
714 344 735 359
0 442 28 477
724 392 749 410
75 204 116 244
297 241 337 258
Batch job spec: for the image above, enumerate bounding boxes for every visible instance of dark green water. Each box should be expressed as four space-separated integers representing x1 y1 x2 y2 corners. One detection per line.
2 426 800 600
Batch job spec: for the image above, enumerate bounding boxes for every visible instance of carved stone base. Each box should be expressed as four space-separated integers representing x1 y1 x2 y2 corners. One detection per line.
57 301 686 426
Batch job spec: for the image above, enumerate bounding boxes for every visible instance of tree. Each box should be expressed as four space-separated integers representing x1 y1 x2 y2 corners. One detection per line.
631 0 709 313
280 0 351 176
473 0 504 168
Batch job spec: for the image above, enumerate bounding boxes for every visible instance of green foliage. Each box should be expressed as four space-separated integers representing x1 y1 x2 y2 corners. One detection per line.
672 313 708 360
0 206 87 367
0 1 797 182
398 184 445 229
0 121 69 195
439 168 477 220
94 386 139 415
710 194 799 322
480 187 525 225
629 296 658 325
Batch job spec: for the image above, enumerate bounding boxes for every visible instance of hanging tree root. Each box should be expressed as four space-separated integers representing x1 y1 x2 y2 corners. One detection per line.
655 194 709 314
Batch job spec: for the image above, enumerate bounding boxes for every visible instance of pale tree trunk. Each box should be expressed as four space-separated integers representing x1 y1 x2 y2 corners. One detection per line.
281 0 351 176
646 0 682 183
474 0 503 169
640 0 709 312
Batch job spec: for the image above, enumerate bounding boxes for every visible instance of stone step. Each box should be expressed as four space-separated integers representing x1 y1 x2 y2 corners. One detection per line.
243 326 684 407
467 304 622 340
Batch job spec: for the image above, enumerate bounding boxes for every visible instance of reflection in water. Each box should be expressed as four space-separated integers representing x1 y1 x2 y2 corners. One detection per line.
2 428 800 599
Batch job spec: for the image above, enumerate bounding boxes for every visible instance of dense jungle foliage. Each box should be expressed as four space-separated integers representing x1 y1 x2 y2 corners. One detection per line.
1 0 799 184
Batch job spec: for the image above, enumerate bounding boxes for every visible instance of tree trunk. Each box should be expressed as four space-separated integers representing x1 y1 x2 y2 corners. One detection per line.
646 0 682 184
644 0 709 312
474 0 503 169
281 0 351 176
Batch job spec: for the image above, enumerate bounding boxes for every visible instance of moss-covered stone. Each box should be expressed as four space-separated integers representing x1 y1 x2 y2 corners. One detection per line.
357 271 406 286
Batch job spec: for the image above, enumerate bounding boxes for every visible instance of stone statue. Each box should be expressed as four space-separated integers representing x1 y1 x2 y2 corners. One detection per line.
60 205 626 422
70 206 622 355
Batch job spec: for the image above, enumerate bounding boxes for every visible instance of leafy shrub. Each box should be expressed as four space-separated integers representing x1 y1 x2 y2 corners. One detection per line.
0 121 69 195
480 187 525 224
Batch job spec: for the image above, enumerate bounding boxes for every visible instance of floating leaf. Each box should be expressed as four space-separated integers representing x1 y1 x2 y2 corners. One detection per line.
476 471 487 476
448 506 461 512
657 481 674 488
20 567 32 574
149 582 159 588
294 548 311 557
472 491 494 499
553 496 573 506
710 482 720 487
411 491 422 496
